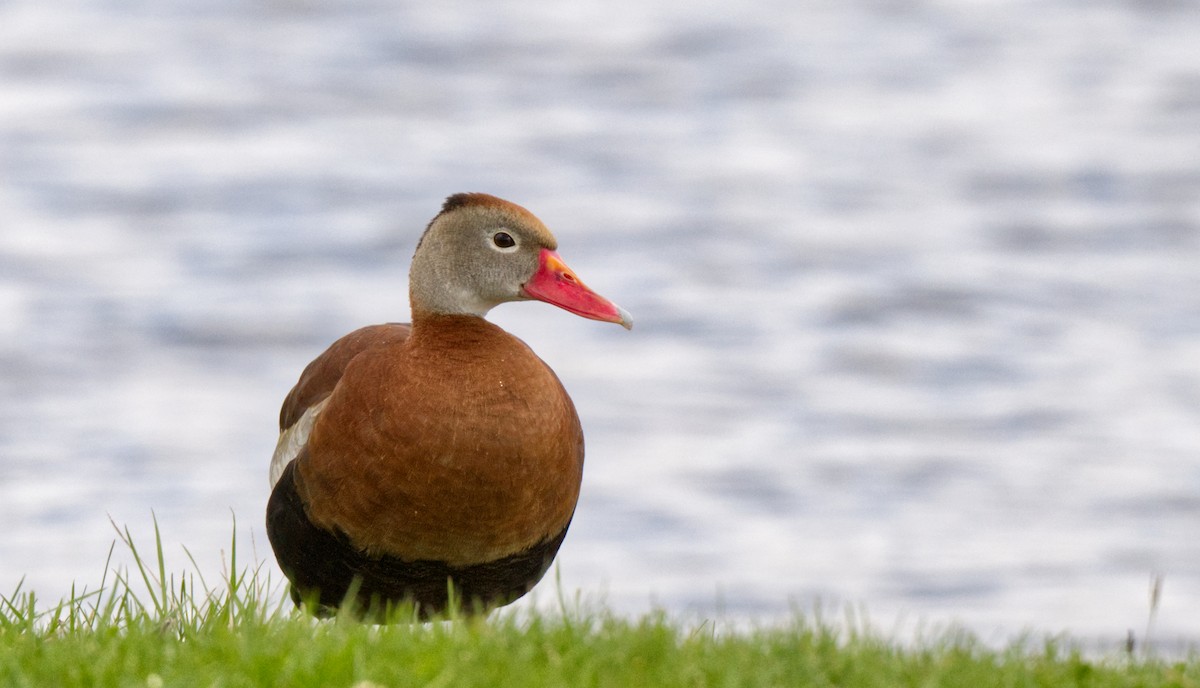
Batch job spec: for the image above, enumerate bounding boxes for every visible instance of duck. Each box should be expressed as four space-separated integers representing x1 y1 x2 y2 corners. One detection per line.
265 192 631 620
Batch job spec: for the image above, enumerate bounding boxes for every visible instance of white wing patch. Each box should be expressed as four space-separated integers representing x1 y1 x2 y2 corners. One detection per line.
269 397 330 487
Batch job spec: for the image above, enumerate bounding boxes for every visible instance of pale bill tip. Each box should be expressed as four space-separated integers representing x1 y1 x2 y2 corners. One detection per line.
616 304 634 330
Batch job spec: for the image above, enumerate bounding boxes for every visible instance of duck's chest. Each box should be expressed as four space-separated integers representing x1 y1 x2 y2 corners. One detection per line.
343 345 578 459
304 327 584 498
298 328 586 563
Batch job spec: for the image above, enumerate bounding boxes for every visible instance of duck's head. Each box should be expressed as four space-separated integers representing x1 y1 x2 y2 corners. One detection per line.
409 193 633 329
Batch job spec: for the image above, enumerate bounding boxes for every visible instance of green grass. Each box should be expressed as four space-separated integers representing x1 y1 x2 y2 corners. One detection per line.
2 521 1197 688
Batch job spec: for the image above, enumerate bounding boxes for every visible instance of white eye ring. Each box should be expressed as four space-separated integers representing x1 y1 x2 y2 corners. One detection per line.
489 229 519 253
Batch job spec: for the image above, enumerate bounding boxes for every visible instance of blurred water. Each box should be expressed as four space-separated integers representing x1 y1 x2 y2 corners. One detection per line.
2 0 1199 646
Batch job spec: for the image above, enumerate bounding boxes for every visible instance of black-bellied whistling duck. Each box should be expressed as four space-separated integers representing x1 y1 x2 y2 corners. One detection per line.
265 193 631 620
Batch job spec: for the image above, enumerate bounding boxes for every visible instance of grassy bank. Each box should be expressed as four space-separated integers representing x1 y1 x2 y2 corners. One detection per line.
2 524 1197 687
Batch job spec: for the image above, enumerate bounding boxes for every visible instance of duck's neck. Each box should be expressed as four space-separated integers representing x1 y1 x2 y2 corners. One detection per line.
408 308 510 352
408 244 500 319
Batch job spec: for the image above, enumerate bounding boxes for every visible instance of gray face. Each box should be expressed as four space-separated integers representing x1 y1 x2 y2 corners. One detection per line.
408 198 559 318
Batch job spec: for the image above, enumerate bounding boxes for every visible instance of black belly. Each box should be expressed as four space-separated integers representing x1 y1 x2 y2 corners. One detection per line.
266 459 570 621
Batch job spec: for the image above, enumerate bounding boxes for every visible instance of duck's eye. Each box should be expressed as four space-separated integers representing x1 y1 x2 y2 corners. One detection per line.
492 231 517 250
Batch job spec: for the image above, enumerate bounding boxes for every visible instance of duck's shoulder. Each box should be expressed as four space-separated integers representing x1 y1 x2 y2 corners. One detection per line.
279 323 412 431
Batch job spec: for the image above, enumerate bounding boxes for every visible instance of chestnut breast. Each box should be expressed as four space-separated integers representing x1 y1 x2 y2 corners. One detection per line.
294 314 584 567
